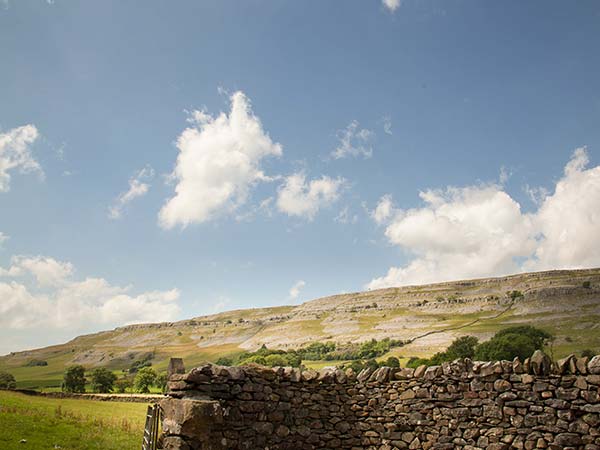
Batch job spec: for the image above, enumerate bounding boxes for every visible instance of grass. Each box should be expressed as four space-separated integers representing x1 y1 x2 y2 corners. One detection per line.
0 390 149 450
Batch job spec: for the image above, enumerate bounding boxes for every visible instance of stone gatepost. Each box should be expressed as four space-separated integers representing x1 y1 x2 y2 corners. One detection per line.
160 397 224 450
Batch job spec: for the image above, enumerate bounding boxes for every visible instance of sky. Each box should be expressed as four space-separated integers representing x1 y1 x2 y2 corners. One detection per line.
1 0 600 354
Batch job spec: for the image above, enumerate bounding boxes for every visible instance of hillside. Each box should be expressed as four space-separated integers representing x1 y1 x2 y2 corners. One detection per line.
1 268 600 389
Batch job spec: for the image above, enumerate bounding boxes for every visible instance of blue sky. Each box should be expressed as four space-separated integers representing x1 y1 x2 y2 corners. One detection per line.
1 0 600 353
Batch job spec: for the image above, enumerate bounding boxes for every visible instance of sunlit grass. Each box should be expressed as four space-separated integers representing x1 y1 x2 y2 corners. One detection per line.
0 391 148 450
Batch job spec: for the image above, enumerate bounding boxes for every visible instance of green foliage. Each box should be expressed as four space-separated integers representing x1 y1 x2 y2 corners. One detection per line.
114 377 132 394
583 281 591 289
90 368 117 393
581 349 596 358
384 356 400 368
156 373 169 393
134 367 157 393
474 326 551 361
62 365 86 393
24 359 48 367
128 352 154 374
507 290 524 300
0 371 16 389
424 336 479 365
408 327 551 367
215 356 234 366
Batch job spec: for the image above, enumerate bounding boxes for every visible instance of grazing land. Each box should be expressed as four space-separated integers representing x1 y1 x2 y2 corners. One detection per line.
1 268 599 390
0 390 148 450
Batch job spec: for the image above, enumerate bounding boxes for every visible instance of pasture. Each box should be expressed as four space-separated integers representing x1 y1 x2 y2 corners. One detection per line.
0 391 149 450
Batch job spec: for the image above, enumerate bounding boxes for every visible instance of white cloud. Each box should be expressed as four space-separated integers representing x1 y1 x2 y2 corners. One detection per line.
372 194 395 224
335 206 358 224
368 147 600 289
0 254 180 352
331 120 373 160
1 255 74 287
108 165 154 219
526 147 600 271
382 116 393 135
0 124 43 192
0 232 8 248
159 91 282 229
276 172 345 220
289 280 306 302
382 0 402 13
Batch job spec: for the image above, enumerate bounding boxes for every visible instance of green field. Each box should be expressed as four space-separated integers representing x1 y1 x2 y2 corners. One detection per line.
0 391 149 450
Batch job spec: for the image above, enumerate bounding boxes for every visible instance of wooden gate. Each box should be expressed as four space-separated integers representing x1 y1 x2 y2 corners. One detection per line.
142 404 162 450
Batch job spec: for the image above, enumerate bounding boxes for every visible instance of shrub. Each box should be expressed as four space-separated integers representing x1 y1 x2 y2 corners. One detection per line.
581 349 596 358
384 356 400 368
128 352 154 374
24 359 48 367
134 367 157 393
90 368 117 393
0 371 16 389
583 281 591 289
215 357 234 366
507 290 524 300
62 365 86 393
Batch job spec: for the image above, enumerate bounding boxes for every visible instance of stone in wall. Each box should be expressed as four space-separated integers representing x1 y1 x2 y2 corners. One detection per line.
160 353 600 450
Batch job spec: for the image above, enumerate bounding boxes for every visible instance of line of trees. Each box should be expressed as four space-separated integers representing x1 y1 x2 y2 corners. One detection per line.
61 365 167 394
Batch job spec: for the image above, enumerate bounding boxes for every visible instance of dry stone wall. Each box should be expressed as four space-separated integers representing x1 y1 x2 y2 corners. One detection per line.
161 352 600 450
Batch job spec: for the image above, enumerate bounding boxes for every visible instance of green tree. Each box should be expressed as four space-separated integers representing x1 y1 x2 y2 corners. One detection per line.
0 371 16 389
90 368 117 393
445 336 479 359
62 365 86 393
215 356 233 366
474 326 551 361
384 356 400 368
115 377 133 393
134 367 157 393
156 373 169 393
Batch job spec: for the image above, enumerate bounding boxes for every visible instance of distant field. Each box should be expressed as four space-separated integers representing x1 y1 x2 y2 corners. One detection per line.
0 391 148 450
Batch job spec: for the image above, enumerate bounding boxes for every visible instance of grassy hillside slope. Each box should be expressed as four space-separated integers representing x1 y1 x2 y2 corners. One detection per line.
1 268 599 389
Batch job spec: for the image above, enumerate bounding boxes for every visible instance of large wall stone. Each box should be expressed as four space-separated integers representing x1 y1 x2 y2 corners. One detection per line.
161 355 600 449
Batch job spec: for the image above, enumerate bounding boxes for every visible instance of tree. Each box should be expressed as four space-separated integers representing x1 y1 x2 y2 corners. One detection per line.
384 356 400 368
115 377 133 393
474 326 551 361
63 365 86 393
90 368 117 393
156 373 169 394
445 336 479 360
134 367 157 393
0 371 16 389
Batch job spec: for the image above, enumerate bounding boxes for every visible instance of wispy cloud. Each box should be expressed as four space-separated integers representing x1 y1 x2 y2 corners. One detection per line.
288 280 306 302
108 165 154 219
382 0 402 13
331 120 373 160
0 124 43 192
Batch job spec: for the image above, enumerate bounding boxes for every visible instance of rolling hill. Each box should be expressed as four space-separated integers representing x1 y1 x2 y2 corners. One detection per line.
1 268 599 389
